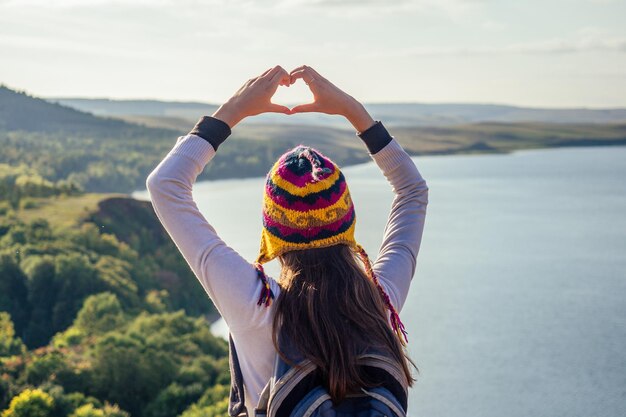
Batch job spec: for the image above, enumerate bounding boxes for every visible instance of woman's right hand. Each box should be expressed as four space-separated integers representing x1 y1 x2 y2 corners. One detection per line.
289 65 376 133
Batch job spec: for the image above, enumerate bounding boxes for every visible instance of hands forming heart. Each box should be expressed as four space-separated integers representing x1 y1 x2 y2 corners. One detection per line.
212 65 376 133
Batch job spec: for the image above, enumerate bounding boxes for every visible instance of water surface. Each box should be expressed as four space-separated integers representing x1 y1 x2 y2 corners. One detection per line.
134 145 626 417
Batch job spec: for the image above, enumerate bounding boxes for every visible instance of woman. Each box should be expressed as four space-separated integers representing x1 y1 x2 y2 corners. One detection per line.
146 65 429 415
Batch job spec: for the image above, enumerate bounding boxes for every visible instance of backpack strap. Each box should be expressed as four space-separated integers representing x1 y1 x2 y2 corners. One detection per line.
229 264 275 417
253 378 272 417
254 329 320 417
356 353 409 412
228 333 248 417
360 386 406 417
267 360 320 417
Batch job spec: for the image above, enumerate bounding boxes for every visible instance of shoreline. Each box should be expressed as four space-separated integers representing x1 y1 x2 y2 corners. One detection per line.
130 140 626 197
401 137 626 158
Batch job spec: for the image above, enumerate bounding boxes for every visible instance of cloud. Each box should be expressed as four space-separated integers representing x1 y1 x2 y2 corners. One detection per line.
383 33 626 58
481 20 507 31
0 0 224 7
277 0 483 15
0 0 482 16
0 0 486 24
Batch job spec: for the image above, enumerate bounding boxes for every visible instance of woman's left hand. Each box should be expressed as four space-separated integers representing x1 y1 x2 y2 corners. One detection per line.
212 66 292 128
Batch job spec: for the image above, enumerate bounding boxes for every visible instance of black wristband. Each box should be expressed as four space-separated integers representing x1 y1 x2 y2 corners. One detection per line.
357 121 393 154
189 116 232 151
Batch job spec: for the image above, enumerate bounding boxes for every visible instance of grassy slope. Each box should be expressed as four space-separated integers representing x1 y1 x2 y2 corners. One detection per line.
393 122 626 155
14 193 129 232
124 114 626 157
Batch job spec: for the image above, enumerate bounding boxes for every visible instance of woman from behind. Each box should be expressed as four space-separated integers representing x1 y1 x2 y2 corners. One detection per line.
146 64 429 416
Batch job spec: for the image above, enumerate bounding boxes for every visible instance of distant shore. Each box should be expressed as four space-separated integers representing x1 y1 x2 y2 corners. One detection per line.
130 138 626 196
404 137 626 157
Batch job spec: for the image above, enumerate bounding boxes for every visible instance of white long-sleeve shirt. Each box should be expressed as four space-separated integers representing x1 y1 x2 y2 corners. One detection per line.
146 130 429 410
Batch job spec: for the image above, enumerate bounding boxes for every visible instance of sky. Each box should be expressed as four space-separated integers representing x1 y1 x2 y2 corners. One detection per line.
0 0 625 108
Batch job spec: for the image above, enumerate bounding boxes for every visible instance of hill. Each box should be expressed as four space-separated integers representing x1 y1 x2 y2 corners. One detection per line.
391 122 626 155
0 86 140 134
48 97 219 119
0 85 372 194
2 85 626 197
52 97 626 127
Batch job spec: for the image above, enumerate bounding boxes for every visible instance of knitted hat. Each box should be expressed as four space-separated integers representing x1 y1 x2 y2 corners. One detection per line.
253 144 408 345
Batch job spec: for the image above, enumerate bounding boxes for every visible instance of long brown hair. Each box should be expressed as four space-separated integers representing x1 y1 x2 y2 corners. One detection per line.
272 243 419 403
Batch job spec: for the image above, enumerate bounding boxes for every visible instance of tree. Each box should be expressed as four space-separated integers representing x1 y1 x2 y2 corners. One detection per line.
93 256 139 307
0 253 30 338
38 384 101 417
178 399 229 417
69 404 103 417
24 352 68 386
70 403 128 417
51 327 85 349
1 389 54 417
51 253 103 331
144 289 170 314
179 384 230 417
89 333 177 416
74 293 125 336
21 255 57 348
0 312 25 357
143 383 204 417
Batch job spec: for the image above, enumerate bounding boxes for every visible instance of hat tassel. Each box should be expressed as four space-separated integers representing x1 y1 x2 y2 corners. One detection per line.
389 308 409 346
356 244 409 346
254 263 274 307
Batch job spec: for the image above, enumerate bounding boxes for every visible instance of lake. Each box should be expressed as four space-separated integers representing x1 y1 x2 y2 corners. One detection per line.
133 144 626 417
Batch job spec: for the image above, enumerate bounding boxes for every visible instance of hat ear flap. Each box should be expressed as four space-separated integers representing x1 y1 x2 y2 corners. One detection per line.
355 244 409 346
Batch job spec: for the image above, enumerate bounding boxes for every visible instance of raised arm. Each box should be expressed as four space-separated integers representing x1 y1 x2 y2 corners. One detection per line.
364 124 429 313
289 66 429 313
145 66 292 332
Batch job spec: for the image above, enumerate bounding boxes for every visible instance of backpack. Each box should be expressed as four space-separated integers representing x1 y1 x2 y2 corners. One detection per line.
227 330 409 417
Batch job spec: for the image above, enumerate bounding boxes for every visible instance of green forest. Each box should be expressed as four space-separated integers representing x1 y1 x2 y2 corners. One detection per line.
2 84 626 416
0 189 234 416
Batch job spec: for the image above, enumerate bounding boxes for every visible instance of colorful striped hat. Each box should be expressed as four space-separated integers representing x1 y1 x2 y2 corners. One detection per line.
254 145 408 345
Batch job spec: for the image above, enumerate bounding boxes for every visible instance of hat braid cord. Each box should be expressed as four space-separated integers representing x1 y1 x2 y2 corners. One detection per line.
356 244 409 346
298 148 332 182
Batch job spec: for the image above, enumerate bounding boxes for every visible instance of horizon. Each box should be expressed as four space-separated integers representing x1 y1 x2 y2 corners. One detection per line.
1 1 625 108
3 83 626 111
49 97 626 111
